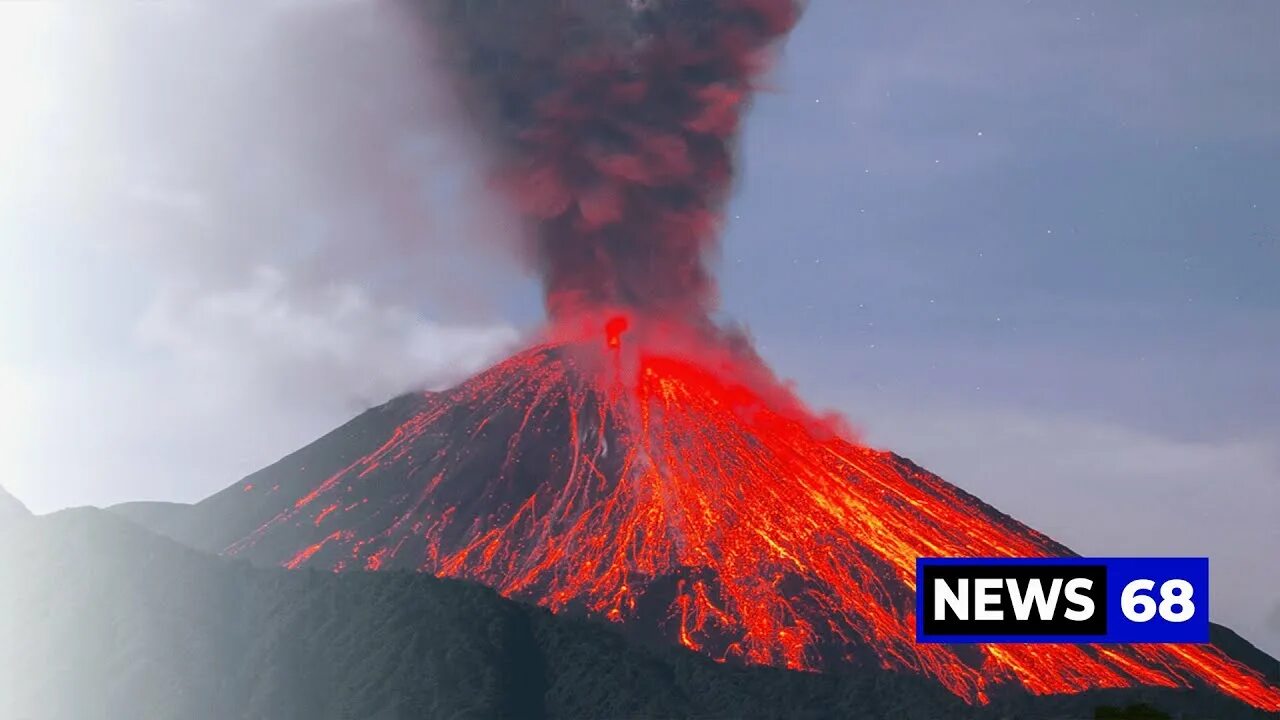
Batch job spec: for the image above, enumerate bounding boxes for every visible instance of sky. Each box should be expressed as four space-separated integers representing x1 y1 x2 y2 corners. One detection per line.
1 1 1277 655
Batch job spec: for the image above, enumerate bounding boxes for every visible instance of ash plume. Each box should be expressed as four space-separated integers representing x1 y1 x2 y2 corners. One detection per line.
416 0 802 322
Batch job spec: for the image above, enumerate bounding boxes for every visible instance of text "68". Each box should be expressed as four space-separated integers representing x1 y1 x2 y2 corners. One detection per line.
1121 578 1196 623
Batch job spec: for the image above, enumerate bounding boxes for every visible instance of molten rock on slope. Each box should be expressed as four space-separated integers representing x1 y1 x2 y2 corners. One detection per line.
225 318 1280 711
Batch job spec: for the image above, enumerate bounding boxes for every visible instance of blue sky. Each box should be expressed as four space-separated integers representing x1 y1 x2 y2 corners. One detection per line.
729 1 1278 435
720 1 1280 655
1 1 1276 654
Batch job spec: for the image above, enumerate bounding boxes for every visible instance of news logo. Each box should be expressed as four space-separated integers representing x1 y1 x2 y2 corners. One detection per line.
915 557 1209 644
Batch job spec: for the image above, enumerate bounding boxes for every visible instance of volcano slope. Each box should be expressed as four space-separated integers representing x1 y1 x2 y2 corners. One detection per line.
4 509 980 720
18 507 1280 720
131 324 1280 714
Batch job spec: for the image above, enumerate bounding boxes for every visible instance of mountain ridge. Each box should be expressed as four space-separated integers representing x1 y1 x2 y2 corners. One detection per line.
10 507 1279 719
0 484 31 522
1 507 975 719
107 340 1280 713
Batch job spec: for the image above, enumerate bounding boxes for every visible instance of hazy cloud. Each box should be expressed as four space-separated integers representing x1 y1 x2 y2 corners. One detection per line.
0 0 526 511
136 266 518 408
1267 601 1280 648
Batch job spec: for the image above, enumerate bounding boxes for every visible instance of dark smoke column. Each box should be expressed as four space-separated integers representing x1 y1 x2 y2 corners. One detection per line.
421 0 801 323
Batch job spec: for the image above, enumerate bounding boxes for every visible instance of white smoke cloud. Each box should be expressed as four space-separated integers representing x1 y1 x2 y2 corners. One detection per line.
135 266 519 409
0 0 531 511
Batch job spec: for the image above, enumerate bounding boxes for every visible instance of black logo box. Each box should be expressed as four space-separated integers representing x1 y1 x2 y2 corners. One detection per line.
921 563 1108 636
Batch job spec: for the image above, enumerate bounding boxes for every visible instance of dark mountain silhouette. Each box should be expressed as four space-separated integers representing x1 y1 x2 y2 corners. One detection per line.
107 339 1280 715
7 509 1279 720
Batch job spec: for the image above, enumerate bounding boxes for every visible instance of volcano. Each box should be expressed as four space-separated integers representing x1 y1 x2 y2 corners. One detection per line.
113 1 1279 711
187 316 1280 712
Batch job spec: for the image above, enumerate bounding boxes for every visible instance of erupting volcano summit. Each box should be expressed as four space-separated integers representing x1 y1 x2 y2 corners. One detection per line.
201 0 1280 713
222 318 1280 710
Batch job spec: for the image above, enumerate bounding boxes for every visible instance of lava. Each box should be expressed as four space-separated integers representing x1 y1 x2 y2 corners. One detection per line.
226 319 1280 712
605 315 630 349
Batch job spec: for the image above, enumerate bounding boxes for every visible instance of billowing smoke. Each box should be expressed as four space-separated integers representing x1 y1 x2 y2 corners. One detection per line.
414 0 802 322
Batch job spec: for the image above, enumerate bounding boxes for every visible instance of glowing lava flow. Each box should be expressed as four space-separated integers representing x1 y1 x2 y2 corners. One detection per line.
227 320 1280 711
